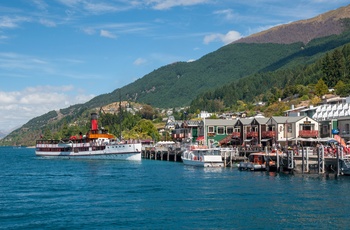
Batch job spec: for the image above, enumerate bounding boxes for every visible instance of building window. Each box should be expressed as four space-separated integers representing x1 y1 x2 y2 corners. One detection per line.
217 126 225 135
208 126 214 133
322 125 328 135
227 127 233 134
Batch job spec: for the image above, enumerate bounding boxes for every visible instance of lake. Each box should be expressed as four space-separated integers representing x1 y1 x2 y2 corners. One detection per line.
1 147 350 229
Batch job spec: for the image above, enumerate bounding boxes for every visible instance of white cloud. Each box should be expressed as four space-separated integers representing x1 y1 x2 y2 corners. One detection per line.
133 58 147 66
0 16 30 29
82 27 96 35
39 18 56 27
32 0 49 11
58 0 122 14
100 29 117 38
148 0 209 10
83 2 120 14
203 30 242 45
0 86 95 131
214 9 235 20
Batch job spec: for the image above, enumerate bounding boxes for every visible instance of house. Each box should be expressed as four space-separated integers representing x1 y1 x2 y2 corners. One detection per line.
203 119 238 147
267 116 319 147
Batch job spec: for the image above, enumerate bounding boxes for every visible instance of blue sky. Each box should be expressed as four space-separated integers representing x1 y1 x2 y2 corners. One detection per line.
0 0 349 132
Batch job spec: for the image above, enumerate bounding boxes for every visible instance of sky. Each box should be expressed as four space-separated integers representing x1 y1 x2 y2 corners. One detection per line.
0 0 349 132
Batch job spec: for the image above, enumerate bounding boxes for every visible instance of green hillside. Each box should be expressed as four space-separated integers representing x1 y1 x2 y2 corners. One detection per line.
118 42 303 108
2 29 350 146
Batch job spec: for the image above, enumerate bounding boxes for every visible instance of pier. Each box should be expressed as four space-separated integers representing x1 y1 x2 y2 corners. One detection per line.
141 142 349 176
142 141 182 162
141 142 249 167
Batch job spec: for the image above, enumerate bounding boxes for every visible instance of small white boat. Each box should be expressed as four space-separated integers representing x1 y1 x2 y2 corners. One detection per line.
181 147 224 167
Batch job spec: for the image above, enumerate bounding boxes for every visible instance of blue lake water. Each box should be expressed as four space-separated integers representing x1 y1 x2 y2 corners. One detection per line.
1 146 350 229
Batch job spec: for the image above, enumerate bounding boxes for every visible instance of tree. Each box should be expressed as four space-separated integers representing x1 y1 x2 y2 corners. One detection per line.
139 104 155 120
310 96 321 106
43 127 52 140
131 119 160 141
314 79 329 96
334 80 350 97
331 49 346 83
322 53 334 87
60 121 70 139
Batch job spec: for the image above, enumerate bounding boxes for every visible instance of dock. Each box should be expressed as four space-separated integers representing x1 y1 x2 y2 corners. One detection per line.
141 143 247 167
141 143 349 176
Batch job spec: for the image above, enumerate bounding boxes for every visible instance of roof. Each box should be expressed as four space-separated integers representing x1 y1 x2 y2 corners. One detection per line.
284 106 307 112
239 118 255 125
270 116 317 124
253 117 269 124
204 119 238 126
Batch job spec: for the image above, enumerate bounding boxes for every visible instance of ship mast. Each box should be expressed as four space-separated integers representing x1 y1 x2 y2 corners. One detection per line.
118 89 123 140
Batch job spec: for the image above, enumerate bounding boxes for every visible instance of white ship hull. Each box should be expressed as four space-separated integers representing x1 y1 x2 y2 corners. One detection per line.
181 158 224 167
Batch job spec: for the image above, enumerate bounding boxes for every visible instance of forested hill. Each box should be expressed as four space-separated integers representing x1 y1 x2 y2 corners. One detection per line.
111 5 350 109
189 41 350 114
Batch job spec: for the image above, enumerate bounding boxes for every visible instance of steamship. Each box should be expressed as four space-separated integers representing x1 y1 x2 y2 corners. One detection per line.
35 113 142 160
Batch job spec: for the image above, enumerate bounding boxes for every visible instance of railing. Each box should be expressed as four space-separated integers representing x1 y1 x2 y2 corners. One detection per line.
261 131 276 138
299 130 318 137
246 131 258 137
231 132 240 138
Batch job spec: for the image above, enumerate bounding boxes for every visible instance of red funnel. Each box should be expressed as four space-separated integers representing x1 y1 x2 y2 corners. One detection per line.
91 113 98 131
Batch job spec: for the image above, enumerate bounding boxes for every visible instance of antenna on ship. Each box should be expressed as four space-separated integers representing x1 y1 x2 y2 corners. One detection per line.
119 89 123 140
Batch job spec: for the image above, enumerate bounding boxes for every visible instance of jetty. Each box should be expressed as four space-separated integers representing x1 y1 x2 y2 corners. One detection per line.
141 141 350 176
142 142 251 167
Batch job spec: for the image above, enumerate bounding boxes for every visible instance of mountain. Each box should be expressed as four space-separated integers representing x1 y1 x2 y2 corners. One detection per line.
235 4 350 45
114 4 350 108
0 130 7 139
2 4 350 146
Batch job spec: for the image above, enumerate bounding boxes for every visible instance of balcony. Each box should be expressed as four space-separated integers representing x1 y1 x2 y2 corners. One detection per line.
246 131 258 138
231 132 240 138
262 131 276 138
299 130 318 138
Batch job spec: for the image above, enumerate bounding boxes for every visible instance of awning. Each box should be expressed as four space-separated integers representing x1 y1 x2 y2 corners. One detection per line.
196 136 204 141
244 139 252 142
261 139 270 142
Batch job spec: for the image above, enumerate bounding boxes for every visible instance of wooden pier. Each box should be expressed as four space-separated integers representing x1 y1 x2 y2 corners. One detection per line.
270 146 347 176
142 144 182 162
141 143 348 176
141 143 245 167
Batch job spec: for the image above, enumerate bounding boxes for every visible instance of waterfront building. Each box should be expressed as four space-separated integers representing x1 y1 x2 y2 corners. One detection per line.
312 96 350 142
203 118 238 147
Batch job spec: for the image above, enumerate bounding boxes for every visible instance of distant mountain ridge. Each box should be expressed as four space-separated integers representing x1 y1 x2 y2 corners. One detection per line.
0 130 7 139
235 4 350 44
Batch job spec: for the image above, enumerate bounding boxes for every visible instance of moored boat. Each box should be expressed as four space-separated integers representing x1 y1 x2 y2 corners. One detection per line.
340 158 350 175
238 152 266 171
35 113 141 160
181 146 224 167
